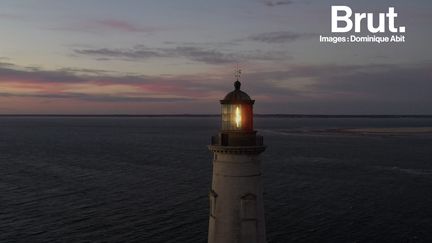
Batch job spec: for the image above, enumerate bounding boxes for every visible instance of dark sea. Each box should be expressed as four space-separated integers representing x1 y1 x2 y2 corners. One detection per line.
1 117 432 242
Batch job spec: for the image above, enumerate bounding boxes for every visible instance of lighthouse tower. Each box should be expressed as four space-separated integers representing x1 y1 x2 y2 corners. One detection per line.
208 73 266 243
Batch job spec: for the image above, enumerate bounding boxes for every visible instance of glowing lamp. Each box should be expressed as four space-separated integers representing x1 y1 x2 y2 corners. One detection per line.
220 80 254 132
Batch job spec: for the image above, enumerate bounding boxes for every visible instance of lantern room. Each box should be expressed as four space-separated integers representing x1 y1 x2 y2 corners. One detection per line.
220 80 254 132
211 78 263 147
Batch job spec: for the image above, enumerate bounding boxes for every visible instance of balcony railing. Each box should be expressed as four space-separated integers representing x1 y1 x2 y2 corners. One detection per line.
211 133 264 146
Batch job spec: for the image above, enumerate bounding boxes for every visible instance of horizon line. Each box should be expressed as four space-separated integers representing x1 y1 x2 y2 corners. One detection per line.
1 114 432 118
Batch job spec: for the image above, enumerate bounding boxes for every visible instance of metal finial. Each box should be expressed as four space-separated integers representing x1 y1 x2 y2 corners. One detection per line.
234 64 241 81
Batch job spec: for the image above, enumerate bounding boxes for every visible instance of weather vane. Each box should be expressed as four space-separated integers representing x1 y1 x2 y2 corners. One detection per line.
234 64 242 81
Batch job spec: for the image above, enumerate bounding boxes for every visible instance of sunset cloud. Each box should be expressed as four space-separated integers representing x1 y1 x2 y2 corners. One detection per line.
0 13 20 19
263 0 293 7
247 31 315 43
0 62 224 104
1 61 431 113
92 19 159 33
52 19 161 33
74 45 289 64
0 91 194 103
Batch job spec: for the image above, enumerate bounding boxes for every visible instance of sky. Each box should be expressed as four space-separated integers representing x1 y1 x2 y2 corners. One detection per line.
0 0 431 114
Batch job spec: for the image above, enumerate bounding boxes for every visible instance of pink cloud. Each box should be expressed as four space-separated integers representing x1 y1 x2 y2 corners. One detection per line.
93 19 158 33
0 13 20 19
0 63 226 104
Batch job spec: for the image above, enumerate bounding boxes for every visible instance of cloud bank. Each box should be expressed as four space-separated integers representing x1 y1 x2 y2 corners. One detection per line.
1 61 431 114
74 45 289 64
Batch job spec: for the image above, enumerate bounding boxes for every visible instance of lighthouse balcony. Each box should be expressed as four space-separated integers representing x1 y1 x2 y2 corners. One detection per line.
211 132 264 146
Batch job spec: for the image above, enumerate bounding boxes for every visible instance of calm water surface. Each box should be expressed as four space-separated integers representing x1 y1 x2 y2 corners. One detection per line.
0 117 431 242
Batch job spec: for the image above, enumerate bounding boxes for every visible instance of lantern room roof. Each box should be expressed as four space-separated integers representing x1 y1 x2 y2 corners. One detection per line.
221 80 253 103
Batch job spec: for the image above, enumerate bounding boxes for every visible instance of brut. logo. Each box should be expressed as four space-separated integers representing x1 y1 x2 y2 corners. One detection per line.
331 6 406 33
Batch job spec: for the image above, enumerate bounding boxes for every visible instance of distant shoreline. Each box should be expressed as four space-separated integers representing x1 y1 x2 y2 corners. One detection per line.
1 114 432 118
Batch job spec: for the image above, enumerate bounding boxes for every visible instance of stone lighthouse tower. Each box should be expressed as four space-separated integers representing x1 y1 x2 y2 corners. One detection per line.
208 74 266 243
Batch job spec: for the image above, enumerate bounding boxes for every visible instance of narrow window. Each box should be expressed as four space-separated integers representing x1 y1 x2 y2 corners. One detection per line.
240 193 258 243
209 190 218 218
240 193 257 219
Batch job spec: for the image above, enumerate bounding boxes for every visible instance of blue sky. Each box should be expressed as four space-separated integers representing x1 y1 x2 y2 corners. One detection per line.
0 0 431 114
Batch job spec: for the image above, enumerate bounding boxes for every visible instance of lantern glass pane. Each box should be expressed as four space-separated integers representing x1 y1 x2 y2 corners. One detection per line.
221 100 254 132
222 104 243 130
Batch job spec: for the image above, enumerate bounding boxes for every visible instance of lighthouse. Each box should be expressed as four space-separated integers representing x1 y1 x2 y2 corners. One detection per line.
208 72 266 243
